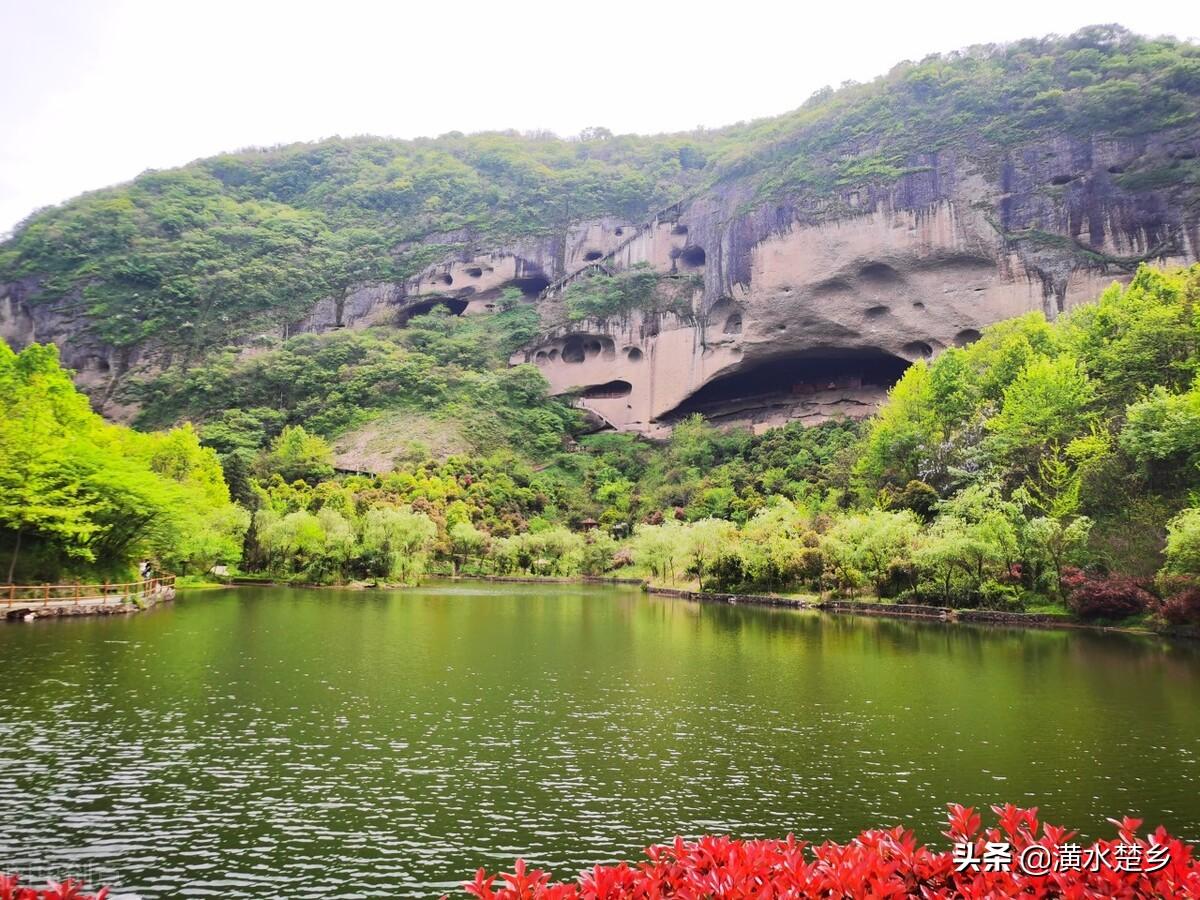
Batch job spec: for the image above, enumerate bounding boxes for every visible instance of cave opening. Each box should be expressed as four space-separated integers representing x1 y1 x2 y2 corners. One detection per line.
659 348 910 421
678 245 706 268
510 275 551 297
397 297 469 324
671 223 689 235
860 262 901 283
582 380 633 399
954 328 982 347
583 249 603 261
466 266 483 278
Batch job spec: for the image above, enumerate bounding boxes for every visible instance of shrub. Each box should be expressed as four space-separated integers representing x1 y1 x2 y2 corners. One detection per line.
1063 568 1156 620
462 805 1200 899
1161 581 1200 627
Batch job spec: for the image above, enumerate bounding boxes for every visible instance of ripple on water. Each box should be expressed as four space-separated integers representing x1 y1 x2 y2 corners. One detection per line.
1 585 1200 897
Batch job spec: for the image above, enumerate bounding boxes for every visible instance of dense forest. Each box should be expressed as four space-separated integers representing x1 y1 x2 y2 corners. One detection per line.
3 26 1200 632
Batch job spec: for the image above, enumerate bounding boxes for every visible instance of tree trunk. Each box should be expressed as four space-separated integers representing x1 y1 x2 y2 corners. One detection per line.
6 530 21 584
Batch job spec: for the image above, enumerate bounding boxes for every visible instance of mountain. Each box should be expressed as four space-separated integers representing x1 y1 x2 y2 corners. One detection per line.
1 24 1198 455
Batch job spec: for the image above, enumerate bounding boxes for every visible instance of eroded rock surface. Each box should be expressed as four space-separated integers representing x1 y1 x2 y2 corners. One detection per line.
2 128 1198 435
507 131 1200 434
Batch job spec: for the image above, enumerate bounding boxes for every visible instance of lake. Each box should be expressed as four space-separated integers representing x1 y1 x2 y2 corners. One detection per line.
1 582 1199 897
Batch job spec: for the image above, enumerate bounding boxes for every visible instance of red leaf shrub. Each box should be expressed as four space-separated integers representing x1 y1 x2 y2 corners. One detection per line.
0 876 106 900
1162 582 1200 627
1063 568 1155 620
461 805 1200 899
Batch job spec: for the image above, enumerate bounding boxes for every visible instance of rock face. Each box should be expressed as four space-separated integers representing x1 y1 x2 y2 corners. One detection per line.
505 131 1200 435
2 127 1198 436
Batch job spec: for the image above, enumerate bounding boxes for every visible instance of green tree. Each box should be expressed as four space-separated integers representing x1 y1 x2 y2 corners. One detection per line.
683 518 738 589
986 355 1096 471
448 521 487 575
1162 507 1200 577
360 506 437 585
256 425 335 485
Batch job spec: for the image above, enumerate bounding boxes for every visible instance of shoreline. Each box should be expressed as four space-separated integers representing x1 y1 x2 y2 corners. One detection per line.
3 585 176 622
165 575 1194 640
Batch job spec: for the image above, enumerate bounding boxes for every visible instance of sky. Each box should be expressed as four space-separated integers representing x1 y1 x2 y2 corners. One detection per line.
2 0 1199 235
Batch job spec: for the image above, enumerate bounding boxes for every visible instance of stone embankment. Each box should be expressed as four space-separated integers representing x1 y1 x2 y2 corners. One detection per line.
2 577 176 622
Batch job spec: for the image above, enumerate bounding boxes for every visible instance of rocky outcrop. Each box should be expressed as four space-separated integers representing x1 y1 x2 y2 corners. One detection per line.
3 125 1198 436
0 277 145 420
507 129 1200 435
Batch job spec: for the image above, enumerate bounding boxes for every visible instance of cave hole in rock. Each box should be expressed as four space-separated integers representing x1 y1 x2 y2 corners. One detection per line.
671 223 689 235
582 380 633 399
912 301 926 309
1050 174 1076 186
397 297 468 324
626 347 643 362
614 227 624 236
548 348 559 361
865 305 890 319
660 348 910 421
86 356 111 372
535 351 549 365
813 277 853 296
583 249 603 261
678 245 706 268
859 262 902 283
508 275 551 297
466 266 483 278
723 313 743 334
562 337 586 363
439 273 454 285
954 328 982 347
903 341 934 358
1107 165 1126 174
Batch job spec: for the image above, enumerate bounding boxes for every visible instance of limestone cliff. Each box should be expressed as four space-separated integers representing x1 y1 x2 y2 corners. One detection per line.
508 132 1200 433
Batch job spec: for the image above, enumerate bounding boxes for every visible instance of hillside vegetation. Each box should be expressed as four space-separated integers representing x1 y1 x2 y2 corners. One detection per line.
1 25 1197 358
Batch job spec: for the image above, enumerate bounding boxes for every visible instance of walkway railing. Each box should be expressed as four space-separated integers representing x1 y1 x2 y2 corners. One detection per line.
2 575 176 608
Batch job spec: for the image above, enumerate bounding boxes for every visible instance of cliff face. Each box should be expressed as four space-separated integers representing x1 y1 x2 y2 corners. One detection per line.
2 129 1197 435
504 130 1200 434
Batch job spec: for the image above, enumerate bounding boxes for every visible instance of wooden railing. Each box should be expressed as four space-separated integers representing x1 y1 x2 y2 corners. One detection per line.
2 575 176 608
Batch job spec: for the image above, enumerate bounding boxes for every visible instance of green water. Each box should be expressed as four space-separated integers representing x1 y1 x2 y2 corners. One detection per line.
1 582 1198 897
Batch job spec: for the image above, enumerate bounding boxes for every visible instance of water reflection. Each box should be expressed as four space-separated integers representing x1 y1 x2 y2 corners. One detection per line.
0 583 1198 898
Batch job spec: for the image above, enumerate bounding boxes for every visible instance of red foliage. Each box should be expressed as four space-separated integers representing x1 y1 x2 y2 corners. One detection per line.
460 805 1200 899
0 876 106 900
1162 583 1200 627
1062 568 1155 620
998 563 1024 585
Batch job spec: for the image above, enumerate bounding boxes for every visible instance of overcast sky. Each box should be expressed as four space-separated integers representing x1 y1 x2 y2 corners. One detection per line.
2 0 1198 235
